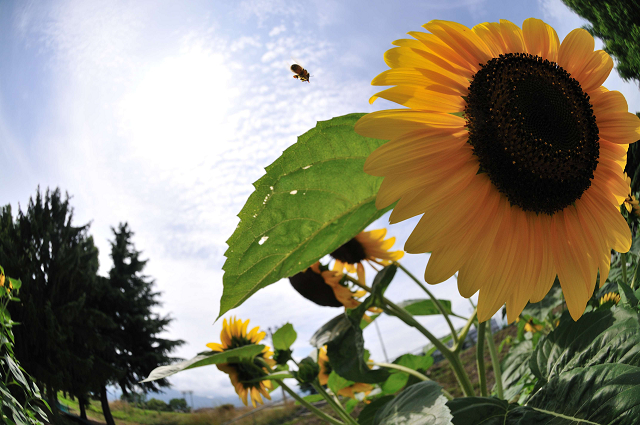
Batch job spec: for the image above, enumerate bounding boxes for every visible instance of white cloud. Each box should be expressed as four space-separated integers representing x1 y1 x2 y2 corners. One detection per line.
268 25 286 37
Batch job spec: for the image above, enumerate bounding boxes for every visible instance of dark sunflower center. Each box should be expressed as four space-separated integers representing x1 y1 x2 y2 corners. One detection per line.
234 362 265 389
331 238 367 263
465 52 599 215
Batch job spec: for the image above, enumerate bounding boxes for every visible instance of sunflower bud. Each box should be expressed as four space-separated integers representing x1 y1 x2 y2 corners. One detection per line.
295 358 320 384
273 348 292 366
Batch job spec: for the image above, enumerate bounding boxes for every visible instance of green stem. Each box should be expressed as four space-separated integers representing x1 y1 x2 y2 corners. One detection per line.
277 381 344 425
476 321 487 397
395 262 459 344
312 383 358 425
622 253 629 286
382 301 475 397
485 322 503 399
453 309 477 353
373 362 453 401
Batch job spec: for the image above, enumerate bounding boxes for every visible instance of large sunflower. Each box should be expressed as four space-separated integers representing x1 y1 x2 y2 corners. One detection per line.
331 228 404 282
290 262 364 309
206 317 276 407
355 18 640 322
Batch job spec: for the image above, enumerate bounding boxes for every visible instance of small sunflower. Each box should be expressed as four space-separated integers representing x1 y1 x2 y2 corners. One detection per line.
290 262 364 309
331 229 404 282
623 174 640 216
317 347 374 399
206 317 276 407
599 292 621 305
356 18 640 322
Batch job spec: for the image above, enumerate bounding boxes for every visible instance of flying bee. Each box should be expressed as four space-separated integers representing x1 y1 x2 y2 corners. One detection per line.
290 63 310 83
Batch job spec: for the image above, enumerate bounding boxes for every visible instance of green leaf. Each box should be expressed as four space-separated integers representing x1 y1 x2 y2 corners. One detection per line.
328 371 355 395
530 306 640 387
449 364 640 425
141 345 265 382
373 381 452 425
394 353 434 372
380 354 434 395
357 396 394 425
521 278 563 321
345 398 359 414
500 339 536 402
310 313 352 349
241 370 294 383
220 113 391 317
272 323 297 350
618 281 639 307
397 299 452 316
380 373 409 395
295 394 325 405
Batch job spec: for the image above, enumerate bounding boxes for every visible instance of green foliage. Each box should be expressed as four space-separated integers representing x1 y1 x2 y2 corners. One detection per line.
0 189 106 406
380 354 434 395
562 0 640 84
357 396 394 425
0 267 49 425
397 299 453 316
294 357 320 384
530 306 640 388
373 381 451 425
142 345 265 382
521 279 563 321
146 398 170 412
104 223 185 395
323 267 396 384
272 323 297 350
220 113 392 317
168 398 189 413
449 364 640 424
328 371 354 395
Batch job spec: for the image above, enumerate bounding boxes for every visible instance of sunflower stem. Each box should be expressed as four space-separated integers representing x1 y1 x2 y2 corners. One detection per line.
395 262 459 344
372 362 454 401
381 301 475 397
453 309 477 353
485 322 504 399
622 253 629 286
277 380 344 425
476 321 488 397
631 253 640 290
312 382 358 425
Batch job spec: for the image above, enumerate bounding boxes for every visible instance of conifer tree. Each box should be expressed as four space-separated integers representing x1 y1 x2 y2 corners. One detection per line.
106 223 184 396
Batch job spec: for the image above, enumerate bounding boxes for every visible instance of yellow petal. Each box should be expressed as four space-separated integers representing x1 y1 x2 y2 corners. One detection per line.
522 18 559 62
355 110 466 141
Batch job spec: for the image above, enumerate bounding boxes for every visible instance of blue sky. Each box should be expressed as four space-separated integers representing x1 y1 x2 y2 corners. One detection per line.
1 0 639 407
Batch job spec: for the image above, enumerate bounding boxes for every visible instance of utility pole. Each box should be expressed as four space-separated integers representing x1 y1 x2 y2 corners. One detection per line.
181 390 194 412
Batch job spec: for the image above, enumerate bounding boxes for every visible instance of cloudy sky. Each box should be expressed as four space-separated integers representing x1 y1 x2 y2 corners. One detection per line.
1 0 639 408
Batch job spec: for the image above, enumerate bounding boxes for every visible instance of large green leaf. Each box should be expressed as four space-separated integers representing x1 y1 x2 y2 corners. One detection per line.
220 113 391 317
500 339 536 401
373 381 452 425
397 299 452 316
530 306 640 386
141 345 265 382
449 364 640 424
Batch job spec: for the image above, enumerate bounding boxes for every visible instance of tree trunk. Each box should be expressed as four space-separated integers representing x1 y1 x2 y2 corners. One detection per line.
79 395 87 420
78 400 87 420
100 386 116 425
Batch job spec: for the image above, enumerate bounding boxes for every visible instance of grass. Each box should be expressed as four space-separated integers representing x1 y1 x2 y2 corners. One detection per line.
57 394 300 425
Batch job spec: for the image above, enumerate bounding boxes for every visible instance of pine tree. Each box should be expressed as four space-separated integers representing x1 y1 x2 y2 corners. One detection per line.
106 223 184 396
562 0 640 84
